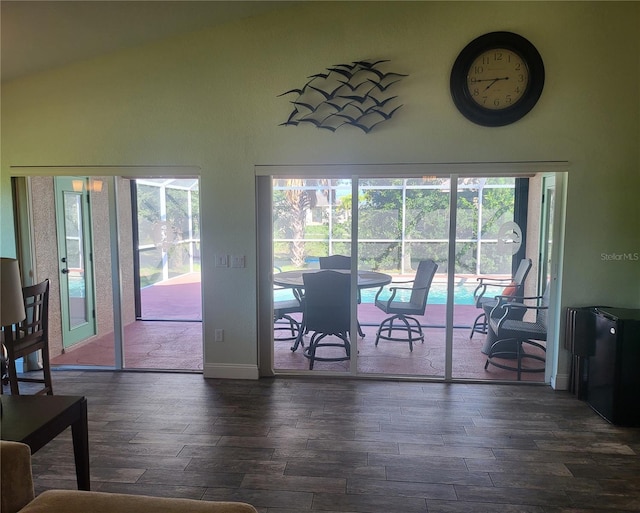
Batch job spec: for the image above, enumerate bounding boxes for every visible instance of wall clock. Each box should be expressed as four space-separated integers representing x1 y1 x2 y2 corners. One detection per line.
450 31 544 127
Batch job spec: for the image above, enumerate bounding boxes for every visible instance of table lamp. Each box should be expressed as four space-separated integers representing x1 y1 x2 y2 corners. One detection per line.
1 258 25 402
1 258 26 328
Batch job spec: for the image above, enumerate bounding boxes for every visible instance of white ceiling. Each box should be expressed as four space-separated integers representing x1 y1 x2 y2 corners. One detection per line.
1 1 295 83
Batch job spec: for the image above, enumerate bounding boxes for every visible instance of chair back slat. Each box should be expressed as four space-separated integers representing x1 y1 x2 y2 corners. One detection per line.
15 281 49 343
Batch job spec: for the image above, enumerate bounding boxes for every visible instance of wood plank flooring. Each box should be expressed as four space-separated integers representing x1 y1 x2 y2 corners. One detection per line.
13 371 640 512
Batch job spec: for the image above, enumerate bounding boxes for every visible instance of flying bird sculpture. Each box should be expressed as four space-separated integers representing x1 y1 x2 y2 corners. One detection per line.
278 59 407 133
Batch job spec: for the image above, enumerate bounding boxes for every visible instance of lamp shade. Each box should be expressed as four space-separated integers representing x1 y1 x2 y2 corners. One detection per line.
1 258 26 326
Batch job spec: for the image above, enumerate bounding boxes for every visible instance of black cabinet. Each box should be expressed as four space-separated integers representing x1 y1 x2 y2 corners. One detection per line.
586 307 640 426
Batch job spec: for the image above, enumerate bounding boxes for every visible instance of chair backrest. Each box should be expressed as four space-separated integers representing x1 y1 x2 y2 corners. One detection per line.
17 279 49 345
319 255 351 270
302 270 350 335
513 258 533 292
410 259 438 308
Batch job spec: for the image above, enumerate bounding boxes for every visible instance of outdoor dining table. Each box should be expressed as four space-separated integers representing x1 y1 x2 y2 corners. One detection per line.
273 269 392 351
273 269 392 291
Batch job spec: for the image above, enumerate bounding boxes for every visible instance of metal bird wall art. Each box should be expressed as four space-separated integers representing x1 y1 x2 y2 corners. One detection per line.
278 60 407 133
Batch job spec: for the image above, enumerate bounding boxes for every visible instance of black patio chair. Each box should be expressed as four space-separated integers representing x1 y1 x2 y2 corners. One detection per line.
318 255 351 270
469 258 532 339
273 267 304 349
319 254 365 337
301 270 351 370
485 284 549 380
374 259 438 351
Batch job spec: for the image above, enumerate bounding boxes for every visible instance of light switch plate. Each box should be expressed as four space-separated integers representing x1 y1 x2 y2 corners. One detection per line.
215 254 228 267
231 255 245 268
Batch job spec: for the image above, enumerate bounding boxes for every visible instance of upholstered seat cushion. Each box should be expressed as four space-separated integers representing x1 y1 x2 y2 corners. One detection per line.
491 319 547 341
19 490 257 513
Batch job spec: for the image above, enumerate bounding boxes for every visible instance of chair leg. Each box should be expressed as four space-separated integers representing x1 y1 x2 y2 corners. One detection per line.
375 314 424 351
470 312 487 338
41 347 53 395
7 356 20 395
304 332 350 370
290 319 306 352
484 338 545 381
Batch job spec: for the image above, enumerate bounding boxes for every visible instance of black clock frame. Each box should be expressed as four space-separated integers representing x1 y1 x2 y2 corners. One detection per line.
450 31 545 127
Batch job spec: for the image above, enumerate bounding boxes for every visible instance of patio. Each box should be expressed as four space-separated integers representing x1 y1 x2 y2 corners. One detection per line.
51 274 546 383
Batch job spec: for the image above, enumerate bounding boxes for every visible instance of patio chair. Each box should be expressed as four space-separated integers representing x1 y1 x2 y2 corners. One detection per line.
319 255 365 337
273 267 304 350
485 284 549 380
374 259 438 351
301 270 351 370
319 255 351 270
3 280 53 395
469 258 532 339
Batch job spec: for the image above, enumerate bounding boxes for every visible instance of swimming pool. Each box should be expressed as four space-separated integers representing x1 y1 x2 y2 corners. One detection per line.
275 282 477 305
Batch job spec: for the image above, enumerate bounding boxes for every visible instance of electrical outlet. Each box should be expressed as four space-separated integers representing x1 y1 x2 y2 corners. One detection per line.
214 329 224 342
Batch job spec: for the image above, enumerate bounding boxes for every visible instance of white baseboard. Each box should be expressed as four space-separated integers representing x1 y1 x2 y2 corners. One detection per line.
551 373 570 391
203 363 259 380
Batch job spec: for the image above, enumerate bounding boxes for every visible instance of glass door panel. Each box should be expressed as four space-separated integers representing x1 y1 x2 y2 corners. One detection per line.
357 177 450 378
272 178 353 373
133 178 202 322
451 176 544 382
64 191 89 328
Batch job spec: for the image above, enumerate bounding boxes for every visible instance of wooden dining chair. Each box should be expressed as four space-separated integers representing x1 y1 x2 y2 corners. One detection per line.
3 280 53 395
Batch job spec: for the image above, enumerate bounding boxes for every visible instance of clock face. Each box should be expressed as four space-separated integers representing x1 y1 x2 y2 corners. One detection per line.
466 48 529 110
450 32 544 127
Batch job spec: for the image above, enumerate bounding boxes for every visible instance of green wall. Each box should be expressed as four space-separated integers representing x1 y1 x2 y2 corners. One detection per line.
2 2 639 381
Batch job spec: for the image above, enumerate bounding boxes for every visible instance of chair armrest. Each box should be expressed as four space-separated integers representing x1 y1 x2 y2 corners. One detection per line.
1 441 35 513
476 277 512 285
375 284 428 305
473 278 513 303
495 297 548 328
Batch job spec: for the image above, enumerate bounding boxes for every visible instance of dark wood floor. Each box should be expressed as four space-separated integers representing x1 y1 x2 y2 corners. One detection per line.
10 370 640 512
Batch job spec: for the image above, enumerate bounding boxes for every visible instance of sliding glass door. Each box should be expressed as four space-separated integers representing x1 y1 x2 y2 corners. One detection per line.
355 178 449 377
267 170 550 382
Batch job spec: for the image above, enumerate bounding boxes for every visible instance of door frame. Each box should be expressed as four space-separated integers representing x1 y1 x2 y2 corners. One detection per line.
257 162 569 384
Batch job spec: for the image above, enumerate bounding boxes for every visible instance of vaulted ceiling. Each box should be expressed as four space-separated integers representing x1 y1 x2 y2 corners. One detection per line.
1 1 295 82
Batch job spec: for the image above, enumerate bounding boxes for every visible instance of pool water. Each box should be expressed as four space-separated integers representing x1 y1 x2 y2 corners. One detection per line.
275 282 477 305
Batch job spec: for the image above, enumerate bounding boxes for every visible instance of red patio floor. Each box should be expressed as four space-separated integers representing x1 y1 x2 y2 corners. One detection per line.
51 274 546 383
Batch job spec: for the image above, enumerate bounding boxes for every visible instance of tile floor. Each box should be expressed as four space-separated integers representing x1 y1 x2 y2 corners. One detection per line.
11 371 640 513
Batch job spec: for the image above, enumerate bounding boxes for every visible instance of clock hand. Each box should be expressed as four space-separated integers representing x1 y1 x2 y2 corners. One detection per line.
482 76 509 91
474 77 510 83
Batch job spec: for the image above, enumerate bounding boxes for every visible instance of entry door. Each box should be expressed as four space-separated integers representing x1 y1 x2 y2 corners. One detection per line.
54 177 97 347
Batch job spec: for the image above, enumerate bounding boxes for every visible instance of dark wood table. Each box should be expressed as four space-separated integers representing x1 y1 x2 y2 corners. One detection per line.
1 394 90 490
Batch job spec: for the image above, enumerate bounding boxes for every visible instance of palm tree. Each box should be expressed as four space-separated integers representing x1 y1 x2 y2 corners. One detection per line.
284 179 328 267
